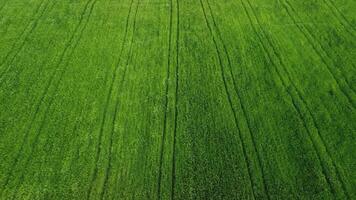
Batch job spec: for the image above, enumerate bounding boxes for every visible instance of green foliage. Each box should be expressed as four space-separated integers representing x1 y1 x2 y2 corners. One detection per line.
0 0 355 199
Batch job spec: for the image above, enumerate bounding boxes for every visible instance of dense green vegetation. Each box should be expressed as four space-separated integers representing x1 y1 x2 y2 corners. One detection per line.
0 0 355 199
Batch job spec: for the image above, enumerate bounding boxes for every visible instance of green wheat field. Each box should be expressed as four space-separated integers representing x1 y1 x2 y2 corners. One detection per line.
0 0 355 199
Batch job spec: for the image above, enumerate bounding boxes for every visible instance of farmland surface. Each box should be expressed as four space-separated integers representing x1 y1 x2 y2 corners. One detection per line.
0 0 355 199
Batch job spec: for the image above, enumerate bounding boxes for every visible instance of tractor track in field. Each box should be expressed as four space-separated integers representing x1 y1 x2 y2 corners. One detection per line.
278 3 353 198
99 2 140 199
0 0 51 65
203 1 272 199
12 0 98 194
242 0 339 195
199 1 259 200
86 1 139 199
93 0 136 197
29 0 98 135
100 15 138 198
157 0 174 198
0 0 53 84
11 105 83 200
241 0 349 198
0 0 98 194
0 1 353 199
282 0 355 107
171 0 179 198
322 0 355 34
279 2 354 196
283 1 356 64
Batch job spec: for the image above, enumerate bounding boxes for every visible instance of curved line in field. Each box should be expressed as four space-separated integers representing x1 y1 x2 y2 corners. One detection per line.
241 0 350 198
157 0 174 198
86 1 140 199
0 0 98 196
322 0 355 35
170 0 179 198
99 2 140 199
0 0 52 84
278 2 353 198
204 0 273 199
282 0 355 108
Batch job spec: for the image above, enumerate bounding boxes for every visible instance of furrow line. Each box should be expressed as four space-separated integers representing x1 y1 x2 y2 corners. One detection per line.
243 0 337 193
287 92 338 196
12 0 99 195
86 1 138 199
199 1 259 199
322 0 355 34
170 0 179 198
0 0 51 83
0 0 97 194
0 0 47 66
10 69 70 199
304 106 351 199
283 0 355 107
100 13 138 197
30 0 97 123
205 1 271 199
89 0 135 196
157 0 173 199
0 27 60 107
99 3 140 200
99 104 118 200
279 3 353 197
91 0 135 173
242 0 343 197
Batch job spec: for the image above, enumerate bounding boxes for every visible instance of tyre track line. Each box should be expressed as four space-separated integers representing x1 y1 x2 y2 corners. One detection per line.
322 0 355 34
157 0 173 198
0 0 52 83
171 0 179 198
11 0 98 195
281 0 352 198
199 1 260 199
241 0 340 197
282 0 355 107
100 14 138 198
86 0 138 199
97 1 133 195
0 0 97 195
99 6 140 200
11 105 84 200
204 0 271 199
0 0 48 65
242 0 337 194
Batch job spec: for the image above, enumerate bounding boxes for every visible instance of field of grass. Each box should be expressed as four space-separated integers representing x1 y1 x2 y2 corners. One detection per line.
0 0 355 199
